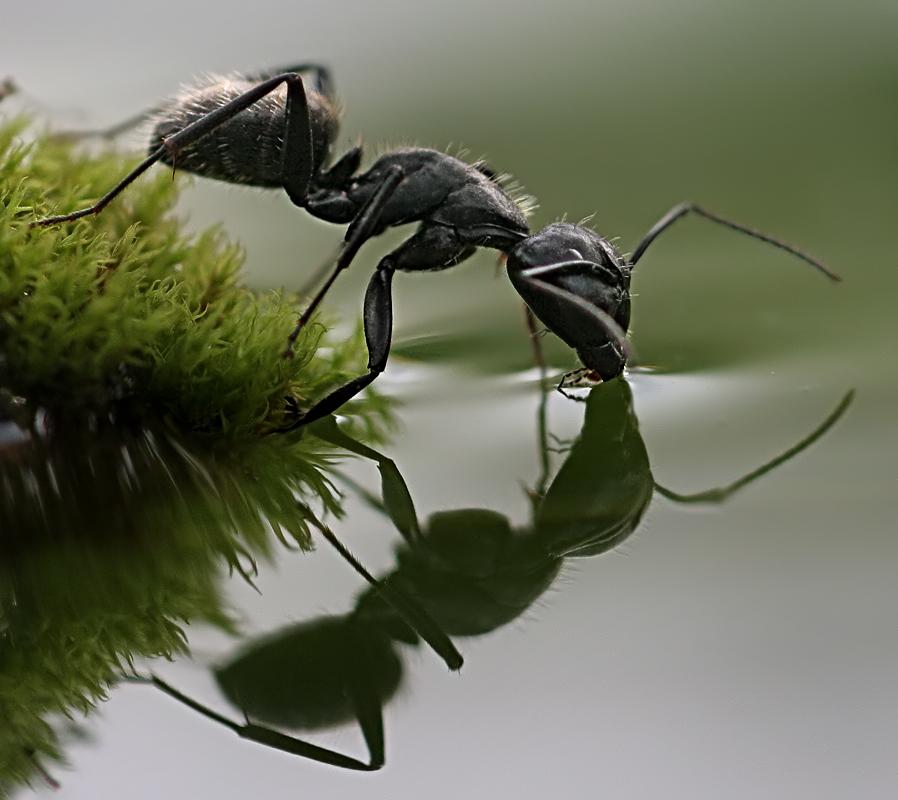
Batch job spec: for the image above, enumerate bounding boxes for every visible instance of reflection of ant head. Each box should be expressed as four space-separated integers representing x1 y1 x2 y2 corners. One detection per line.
215 616 402 731
537 380 653 558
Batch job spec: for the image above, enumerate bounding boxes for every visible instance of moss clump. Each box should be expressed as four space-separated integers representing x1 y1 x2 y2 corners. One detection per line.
0 115 390 794
0 423 347 796
0 116 383 436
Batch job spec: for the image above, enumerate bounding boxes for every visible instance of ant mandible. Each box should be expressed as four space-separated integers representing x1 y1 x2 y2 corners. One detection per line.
32 64 841 425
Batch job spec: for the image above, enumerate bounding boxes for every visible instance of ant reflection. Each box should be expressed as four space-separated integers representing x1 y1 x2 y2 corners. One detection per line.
136 379 851 771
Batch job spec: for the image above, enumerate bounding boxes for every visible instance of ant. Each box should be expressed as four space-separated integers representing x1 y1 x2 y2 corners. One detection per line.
31 64 841 425
128 379 852 771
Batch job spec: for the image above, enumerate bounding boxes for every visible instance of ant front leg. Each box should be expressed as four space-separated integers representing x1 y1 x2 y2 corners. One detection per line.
284 221 474 423
32 72 315 227
629 202 840 281
290 263 396 427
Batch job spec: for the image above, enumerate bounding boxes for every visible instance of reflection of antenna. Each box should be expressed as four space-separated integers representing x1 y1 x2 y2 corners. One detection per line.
654 390 854 504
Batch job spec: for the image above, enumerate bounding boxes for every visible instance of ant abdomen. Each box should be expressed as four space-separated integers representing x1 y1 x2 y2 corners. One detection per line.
149 75 338 188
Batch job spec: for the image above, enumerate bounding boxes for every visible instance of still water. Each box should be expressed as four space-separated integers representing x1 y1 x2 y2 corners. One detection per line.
2 1 896 797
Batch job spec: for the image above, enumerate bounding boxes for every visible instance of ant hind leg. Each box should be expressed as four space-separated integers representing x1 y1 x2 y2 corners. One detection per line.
33 72 316 227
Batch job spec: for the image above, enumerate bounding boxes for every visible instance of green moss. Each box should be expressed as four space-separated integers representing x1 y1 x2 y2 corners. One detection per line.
0 116 384 436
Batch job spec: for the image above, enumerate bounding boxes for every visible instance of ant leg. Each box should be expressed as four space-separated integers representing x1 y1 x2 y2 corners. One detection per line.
283 166 403 356
318 145 363 188
281 76 315 203
655 390 853 504
288 264 396 425
284 222 473 413
243 63 334 98
32 72 313 227
138 674 384 770
556 368 594 400
629 202 840 281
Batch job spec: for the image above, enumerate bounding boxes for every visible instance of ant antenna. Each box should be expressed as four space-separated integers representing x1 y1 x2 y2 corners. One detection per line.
629 203 841 282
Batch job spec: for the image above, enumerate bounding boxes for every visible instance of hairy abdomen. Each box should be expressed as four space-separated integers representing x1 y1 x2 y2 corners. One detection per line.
148 77 291 187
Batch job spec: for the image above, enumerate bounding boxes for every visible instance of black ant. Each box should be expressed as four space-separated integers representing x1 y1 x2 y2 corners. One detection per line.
31 64 841 426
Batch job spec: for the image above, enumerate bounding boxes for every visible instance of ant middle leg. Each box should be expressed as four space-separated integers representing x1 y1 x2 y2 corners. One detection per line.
283 165 404 356
290 263 396 427
32 72 315 227
284 223 474 424
629 202 840 280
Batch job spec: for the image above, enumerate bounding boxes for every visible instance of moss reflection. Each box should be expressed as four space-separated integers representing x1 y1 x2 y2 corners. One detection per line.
0 407 368 793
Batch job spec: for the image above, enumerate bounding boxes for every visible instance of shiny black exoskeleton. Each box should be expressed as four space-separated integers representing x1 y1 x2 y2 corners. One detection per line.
33 64 840 424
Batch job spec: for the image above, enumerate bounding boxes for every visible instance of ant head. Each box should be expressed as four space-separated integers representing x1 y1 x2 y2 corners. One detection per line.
510 222 627 277
507 223 632 381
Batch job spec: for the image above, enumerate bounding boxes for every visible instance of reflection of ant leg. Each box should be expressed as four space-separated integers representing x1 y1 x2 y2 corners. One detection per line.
532 356 552 501
655 390 854 503
130 675 385 770
303 507 463 671
307 416 422 544
300 421 462 668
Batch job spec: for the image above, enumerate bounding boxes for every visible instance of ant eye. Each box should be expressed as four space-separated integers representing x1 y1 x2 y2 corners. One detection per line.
568 249 583 260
